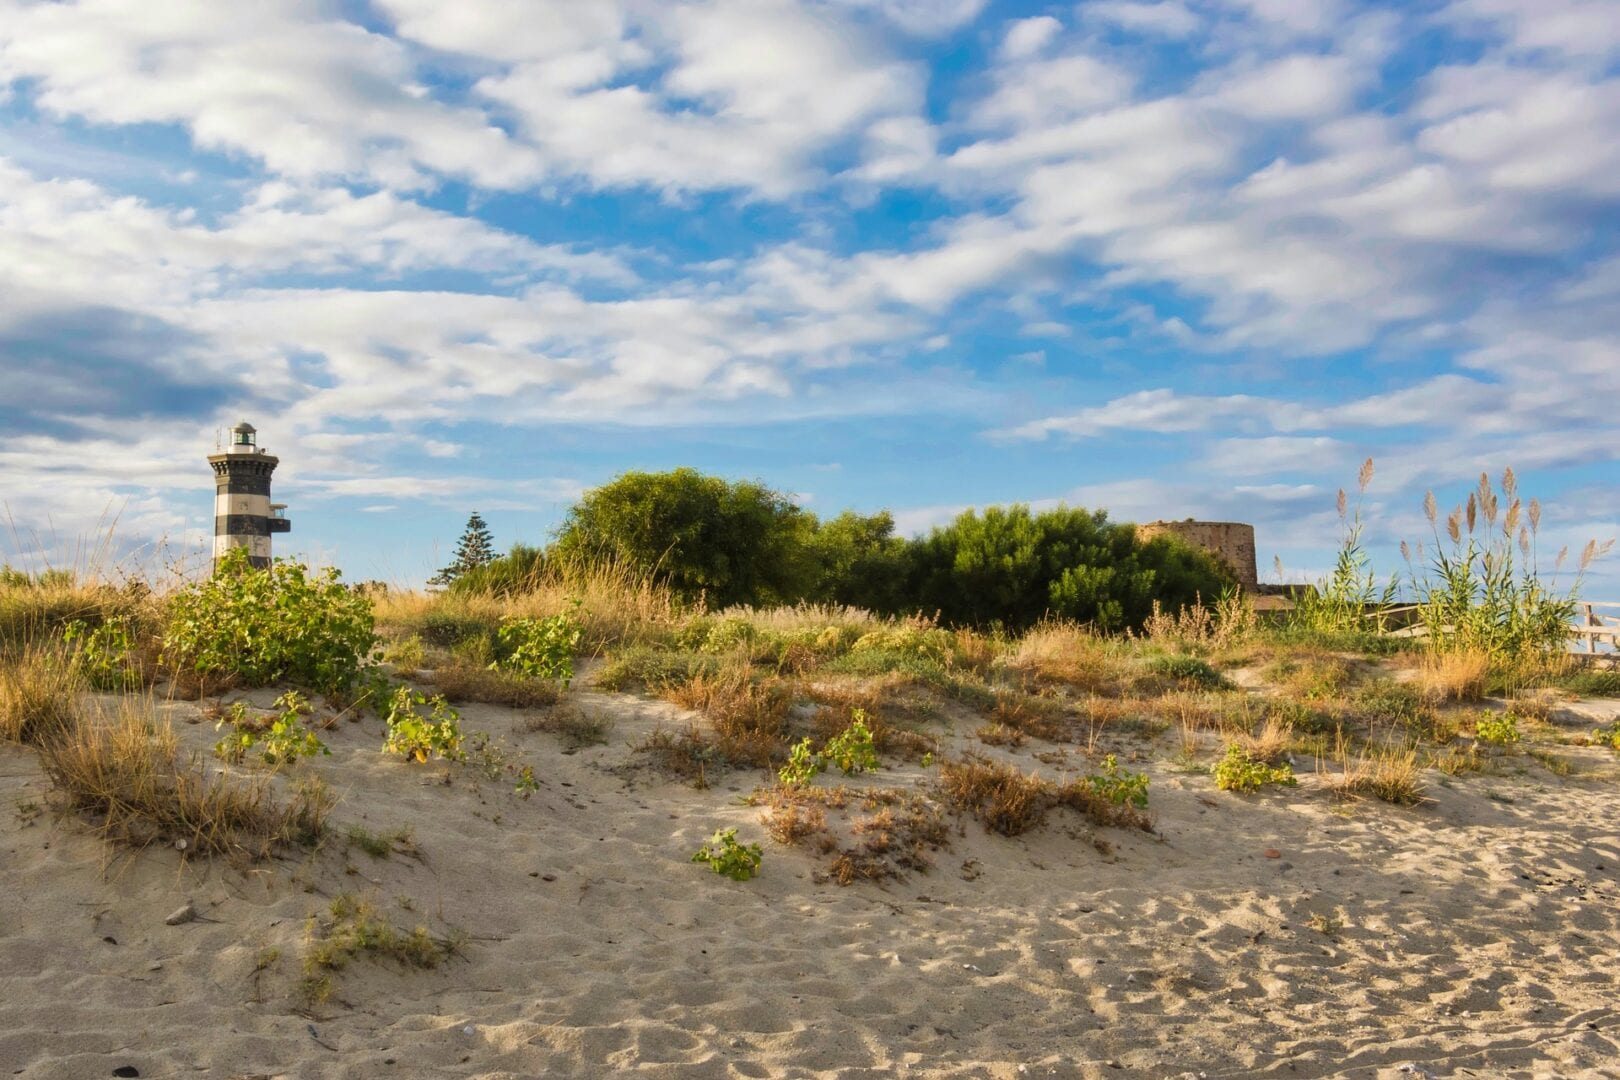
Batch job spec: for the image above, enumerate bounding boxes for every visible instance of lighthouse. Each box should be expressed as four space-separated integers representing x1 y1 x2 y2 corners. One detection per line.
208 421 291 571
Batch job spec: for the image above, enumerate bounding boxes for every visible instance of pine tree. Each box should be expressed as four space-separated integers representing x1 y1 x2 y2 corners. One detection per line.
430 511 498 586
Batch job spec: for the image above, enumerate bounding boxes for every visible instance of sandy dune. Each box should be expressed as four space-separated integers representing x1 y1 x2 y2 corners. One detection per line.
4 684 1619 1079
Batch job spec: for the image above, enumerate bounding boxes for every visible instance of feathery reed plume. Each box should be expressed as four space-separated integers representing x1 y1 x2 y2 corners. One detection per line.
1423 490 1437 525
1357 457 1374 493
1529 498 1541 533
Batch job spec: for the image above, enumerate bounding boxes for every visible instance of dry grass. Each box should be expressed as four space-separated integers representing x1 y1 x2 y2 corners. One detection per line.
519 703 613 748
1265 652 1358 701
762 800 830 846
939 755 1151 836
0 647 83 746
1237 717 1295 765
37 701 334 857
937 757 1057 836
664 664 791 767
1326 747 1425 805
373 557 681 655
1411 651 1491 703
429 663 562 708
1008 622 1130 694
1139 593 1258 652
633 724 718 787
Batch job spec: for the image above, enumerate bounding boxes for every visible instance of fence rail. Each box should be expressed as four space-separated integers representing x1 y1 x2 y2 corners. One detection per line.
1360 600 1620 655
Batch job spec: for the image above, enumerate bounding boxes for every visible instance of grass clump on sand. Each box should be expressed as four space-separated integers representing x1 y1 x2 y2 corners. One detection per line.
38 701 334 856
0 646 83 747
938 755 1151 837
300 893 462 1006
1325 746 1425 805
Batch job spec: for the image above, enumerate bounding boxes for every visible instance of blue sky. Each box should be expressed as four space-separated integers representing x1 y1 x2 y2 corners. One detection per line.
0 0 1616 594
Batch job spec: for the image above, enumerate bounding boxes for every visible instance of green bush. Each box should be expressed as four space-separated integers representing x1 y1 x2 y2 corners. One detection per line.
690 828 763 881
162 548 377 695
1475 710 1522 746
1213 744 1297 794
1146 654 1229 690
555 468 817 608
1077 754 1150 809
215 691 330 767
821 712 880 776
899 505 1231 631
449 542 546 597
492 606 582 684
383 687 466 763
777 737 823 787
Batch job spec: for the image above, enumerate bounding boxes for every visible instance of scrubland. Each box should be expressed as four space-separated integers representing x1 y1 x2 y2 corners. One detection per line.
3 507 1620 1078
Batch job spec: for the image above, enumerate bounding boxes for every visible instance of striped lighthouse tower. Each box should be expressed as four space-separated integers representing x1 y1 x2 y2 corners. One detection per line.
208 421 291 571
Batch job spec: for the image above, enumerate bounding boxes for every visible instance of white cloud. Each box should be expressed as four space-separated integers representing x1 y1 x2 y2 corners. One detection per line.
1082 2 1200 39
999 16 1063 59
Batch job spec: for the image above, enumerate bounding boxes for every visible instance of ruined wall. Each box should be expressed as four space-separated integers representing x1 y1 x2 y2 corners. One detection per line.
1137 520 1259 590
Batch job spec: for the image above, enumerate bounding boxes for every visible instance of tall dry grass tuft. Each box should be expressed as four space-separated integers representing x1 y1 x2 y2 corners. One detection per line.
0 646 84 746
662 660 792 767
1326 745 1425 805
38 701 334 857
379 554 683 654
1008 621 1131 693
1411 651 1490 703
1139 591 1258 652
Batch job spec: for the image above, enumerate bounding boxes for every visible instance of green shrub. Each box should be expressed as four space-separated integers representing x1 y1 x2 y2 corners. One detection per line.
690 828 763 881
1076 754 1149 809
820 712 880 776
1146 654 1229 690
1475 710 1522 746
215 691 330 767
777 737 823 787
1591 721 1620 751
1213 744 1297 794
899 504 1232 631
492 607 582 684
162 548 377 695
555 468 818 608
383 687 466 763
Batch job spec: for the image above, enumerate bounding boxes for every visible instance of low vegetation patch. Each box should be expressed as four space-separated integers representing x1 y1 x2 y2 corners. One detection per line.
0 646 83 746
430 663 562 708
39 703 334 856
300 893 462 1006
1212 744 1297 794
690 828 764 881
1326 747 1425 805
383 688 466 763
938 755 1151 836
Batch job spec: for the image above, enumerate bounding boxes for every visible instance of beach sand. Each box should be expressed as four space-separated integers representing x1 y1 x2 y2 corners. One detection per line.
4 686 1619 1079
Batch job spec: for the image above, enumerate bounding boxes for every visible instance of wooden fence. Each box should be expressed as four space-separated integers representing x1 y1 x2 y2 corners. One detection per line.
1361 600 1620 655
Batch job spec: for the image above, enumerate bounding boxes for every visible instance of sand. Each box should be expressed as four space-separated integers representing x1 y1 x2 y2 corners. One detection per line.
4 683 1620 1080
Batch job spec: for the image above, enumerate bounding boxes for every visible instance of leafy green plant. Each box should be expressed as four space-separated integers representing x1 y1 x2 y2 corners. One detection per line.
514 764 539 798
1475 710 1522 746
777 737 823 787
1590 721 1620 752
690 828 763 881
1077 754 1150 809
492 605 582 684
1146 653 1229 690
820 711 880 775
1213 744 1297 794
163 548 378 695
383 687 466 763
214 691 330 766
62 617 140 690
